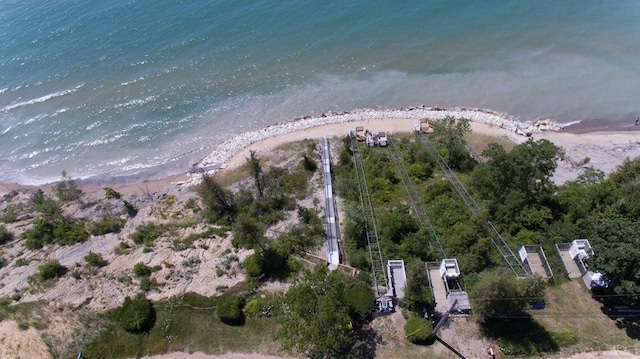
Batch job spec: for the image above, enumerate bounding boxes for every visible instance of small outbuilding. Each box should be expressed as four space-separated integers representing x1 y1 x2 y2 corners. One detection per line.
439 258 461 279
569 239 593 261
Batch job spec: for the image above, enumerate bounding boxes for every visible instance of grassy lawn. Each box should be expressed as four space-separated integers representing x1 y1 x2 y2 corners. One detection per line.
530 280 639 354
82 292 284 359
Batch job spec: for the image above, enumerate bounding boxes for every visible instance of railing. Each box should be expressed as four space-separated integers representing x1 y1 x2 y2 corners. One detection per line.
350 135 389 295
387 138 446 260
415 131 529 278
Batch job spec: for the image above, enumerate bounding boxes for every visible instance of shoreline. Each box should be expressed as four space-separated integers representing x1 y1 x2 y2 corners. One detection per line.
2 106 639 197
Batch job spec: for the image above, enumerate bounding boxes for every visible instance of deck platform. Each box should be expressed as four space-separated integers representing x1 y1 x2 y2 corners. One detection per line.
426 262 449 314
555 243 586 279
519 245 553 279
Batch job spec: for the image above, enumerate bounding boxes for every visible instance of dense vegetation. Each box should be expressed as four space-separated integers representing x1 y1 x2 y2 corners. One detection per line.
4 125 640 358
332 116 640 355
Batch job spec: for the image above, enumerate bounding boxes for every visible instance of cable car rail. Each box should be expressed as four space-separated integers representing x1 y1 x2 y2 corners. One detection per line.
414 131 529 278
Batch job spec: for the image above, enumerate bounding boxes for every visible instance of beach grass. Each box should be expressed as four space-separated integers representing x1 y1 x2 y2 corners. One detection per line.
82 291 284 358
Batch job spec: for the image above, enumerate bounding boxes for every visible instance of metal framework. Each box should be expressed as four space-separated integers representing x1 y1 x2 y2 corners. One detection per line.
350 135 389 296
321 138 340 265
387 138 446 260
414 131 529 278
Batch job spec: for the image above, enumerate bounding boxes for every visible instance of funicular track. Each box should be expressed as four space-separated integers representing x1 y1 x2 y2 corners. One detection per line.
387 138 446 260
349 135 389 296
414 131 529 278
386 138 469 317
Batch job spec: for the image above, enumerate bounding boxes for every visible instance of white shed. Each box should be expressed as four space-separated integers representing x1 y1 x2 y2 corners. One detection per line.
439 258 460 279
569 239 593 261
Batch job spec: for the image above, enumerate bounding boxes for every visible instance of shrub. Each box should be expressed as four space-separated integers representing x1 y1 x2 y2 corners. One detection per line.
0 225 13 244
104 187 122 200
216 294 244 325
244 253 264 278
88 215 126 235
52 218 89 245
133 262 152 277
131 223 163 246
139 277 158 292
23 217 89 249
53 171 82 202
243 298 272 318
35 260 66 282
111 294 155 333
404 316 433 344
0 203 19 223
123 200 137 217
84 252 108 267
344 282 375 320
29 189 61 218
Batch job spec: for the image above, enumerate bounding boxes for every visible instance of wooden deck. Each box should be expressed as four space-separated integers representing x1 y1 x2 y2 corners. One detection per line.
428 266 449 314
558 248 583 279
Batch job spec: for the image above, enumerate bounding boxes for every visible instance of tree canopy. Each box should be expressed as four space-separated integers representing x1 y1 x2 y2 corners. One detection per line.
277 267 374 358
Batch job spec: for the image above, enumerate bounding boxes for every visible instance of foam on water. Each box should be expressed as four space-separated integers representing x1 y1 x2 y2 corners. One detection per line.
0 0 638 184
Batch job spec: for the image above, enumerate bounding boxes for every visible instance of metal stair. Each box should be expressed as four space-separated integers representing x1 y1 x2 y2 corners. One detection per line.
387 138 446 261
414 131 529 278
349 135 389 295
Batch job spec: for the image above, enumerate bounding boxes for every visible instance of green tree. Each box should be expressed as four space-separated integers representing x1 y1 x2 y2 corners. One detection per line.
131 223 163 246
471 139 559 233
216 294 244 325
378 206 420 244
277 267 368 357
111 294 155 333
470 268 545 321
232 214 266 251
344 281 375 320
247 150 264 198
133 262 152 277
29 189 61 219
404 315 433 344
35 259 66 281
103 187 122 200
0 225 13 244
432 116 474 171
196 174 237 224
404 260 433 309
53 171 82 202
590 219 640 306
84 252 108 267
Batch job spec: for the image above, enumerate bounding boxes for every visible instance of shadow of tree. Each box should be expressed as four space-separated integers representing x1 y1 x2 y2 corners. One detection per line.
480 316 558 356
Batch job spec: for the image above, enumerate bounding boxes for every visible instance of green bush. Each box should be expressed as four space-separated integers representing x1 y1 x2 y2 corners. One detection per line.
216 294 244 325
244 253 264 278
243 298 272 317
0 225 13 244
104 187 122 200
88 215 126 235
404 316 433 344
0 203 19 223
131 223 163 246
84 252 108 267
133 262 152 277
35 260 66 282
111 294 155 333
53 171 82 202
344 282 375 320
23 217 89 249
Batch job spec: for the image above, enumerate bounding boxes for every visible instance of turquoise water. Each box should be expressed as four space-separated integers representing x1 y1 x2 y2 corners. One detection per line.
1 1 639 184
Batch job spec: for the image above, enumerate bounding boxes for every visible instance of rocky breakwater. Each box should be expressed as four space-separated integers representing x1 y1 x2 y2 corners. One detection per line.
194 106 562 176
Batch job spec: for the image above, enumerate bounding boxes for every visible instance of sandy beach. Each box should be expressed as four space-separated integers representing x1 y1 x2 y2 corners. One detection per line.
2 107 638 197
1 108 639 359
